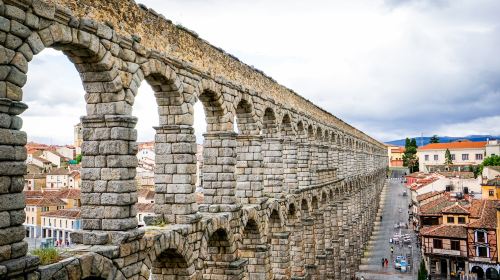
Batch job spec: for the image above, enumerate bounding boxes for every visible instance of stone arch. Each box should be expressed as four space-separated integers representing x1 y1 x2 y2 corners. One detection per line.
280 113 294 136
472 266 485 279
203 227 241 278
268 208 290 279
235 97 260 135
297 120 306 138
301 198 310 216
307 124 315 140
196 79 231 132
262 107 278 137
240 217 270 279
148 231 195 280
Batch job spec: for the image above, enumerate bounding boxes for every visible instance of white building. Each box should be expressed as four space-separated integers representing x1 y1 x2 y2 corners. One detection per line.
417 141 487 173
41 208 81 246
56 146 76 161
46 168 79 190
486 139 500 157
40 150 67 168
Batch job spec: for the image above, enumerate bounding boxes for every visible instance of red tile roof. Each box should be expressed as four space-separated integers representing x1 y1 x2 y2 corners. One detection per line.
418 141 486 150
417 191 444 203
25 197 66 207
421 224 467 239
442 204 470 215
468 200 498 229
42 208 80 218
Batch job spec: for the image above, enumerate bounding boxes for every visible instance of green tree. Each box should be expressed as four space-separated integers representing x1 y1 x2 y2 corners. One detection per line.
418 259 428 280
444 148 453 165
75 154 82 164
403 137 419 172
429 135 440 143
479 154 500 174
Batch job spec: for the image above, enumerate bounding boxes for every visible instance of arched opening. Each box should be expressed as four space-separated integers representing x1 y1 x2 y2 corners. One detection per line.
472 266 485 279
133 80 158 226
234 98 263 204
197 86 238 211
281 114 298 194
268 209 289 278
151 248 194 279
21 48 85 248
262 107 283 197
487 268 499 280
287 203 304 277
240 219 270 279
204 228 241 278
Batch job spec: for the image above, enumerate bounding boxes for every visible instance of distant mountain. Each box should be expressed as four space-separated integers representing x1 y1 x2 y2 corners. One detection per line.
385 135 499 147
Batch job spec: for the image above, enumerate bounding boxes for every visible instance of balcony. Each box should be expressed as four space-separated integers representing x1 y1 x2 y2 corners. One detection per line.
431 248 466 257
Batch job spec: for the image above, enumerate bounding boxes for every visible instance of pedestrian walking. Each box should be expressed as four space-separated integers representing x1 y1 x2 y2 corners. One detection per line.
381 258 385 267
385 258 388 267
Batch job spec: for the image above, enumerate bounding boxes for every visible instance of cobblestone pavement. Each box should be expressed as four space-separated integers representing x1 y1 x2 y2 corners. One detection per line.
356 170 421 280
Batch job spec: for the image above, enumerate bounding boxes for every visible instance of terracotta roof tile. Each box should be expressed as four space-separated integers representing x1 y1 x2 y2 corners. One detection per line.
417 191 444 203
42 208 80 218
418 141 486 150
468 200 498 229
420 224 467 239
25 197 66 206
442 204 470 214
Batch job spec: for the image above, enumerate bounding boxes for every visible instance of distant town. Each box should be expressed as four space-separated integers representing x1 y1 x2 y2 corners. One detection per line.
386 136 500 279
23 123 204 248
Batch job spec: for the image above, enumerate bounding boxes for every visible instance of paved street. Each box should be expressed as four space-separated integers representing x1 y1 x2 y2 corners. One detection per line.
356 170 421 280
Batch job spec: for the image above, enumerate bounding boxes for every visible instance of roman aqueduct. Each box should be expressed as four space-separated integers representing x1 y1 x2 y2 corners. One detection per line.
0 0 388 279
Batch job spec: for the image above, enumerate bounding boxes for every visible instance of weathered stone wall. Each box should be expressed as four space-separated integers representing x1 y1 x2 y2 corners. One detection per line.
0 0 389 279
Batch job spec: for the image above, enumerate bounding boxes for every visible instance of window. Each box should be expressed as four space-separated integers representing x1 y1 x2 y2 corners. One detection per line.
476 231 486 243
433 239 443 249
425 155 429 161
477 246 488 257
451 154 456 160
489 190 495 197
434 155 439 161
451 240 460 251
447 217 455 223
458 217 466 224
462 154 469 161
476 154 483 160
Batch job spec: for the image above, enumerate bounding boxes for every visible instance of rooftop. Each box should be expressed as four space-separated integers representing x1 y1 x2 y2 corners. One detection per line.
418 141 486 151
420 224 467 239
42 208 81 219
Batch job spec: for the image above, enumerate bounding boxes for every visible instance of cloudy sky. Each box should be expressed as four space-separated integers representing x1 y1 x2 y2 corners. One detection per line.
23 0 500 145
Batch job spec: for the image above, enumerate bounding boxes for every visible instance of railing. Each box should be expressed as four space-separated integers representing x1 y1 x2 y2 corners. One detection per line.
431 248 467 257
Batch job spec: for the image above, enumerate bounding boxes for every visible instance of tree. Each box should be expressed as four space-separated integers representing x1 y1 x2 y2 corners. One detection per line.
444 148 453 165
479 154 500 174
75 154 82 164
418 259 428 280
429 135 440 143
403 137 419 172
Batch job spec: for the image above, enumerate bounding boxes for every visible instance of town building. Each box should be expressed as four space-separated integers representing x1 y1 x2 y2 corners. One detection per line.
417 141 487 173
45 168 80 190
24 196 66 239
483 166 500 181
482 177 500 200
73 123 83 152
24 174 46 191
417 193 500 278
41 208 81 245
386 144 405 167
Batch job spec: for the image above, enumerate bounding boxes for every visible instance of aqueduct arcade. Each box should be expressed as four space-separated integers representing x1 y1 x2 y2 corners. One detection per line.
0 0 388 279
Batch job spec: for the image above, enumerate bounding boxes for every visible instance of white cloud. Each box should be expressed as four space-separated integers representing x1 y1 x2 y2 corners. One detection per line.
20 0 500 144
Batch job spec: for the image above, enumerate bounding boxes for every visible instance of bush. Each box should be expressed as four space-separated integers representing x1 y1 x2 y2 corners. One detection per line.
31 248 61 265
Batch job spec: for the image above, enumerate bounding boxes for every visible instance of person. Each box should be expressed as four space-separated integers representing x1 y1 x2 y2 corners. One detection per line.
390 246 394 254
381 258 385 267
385 258 389 267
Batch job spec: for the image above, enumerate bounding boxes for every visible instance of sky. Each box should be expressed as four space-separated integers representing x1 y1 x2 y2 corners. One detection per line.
22 0 500 145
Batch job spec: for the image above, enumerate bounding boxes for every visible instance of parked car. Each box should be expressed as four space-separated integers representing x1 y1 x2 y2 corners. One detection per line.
394 256 405 270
